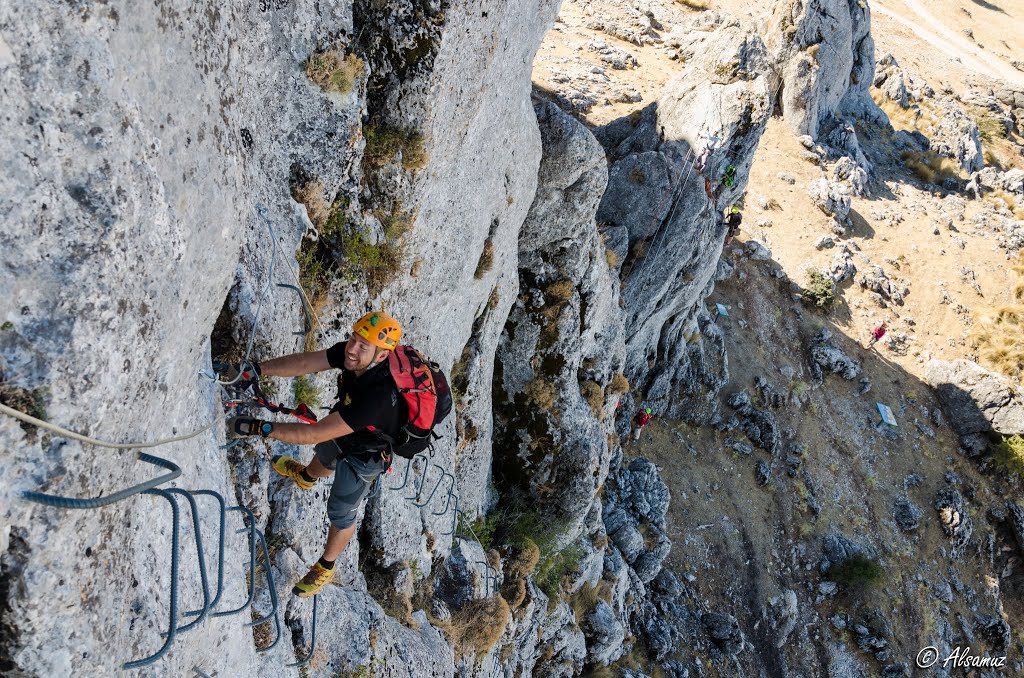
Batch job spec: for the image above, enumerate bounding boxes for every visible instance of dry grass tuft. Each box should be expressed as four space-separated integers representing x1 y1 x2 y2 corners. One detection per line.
568 580 615 623
873 92 939 130
364 124 428 172
973 306 1024 378
972 255 1024 379
900 149 964 186
992 435 1024 481
292 374 320 409
524 378 558 411
546 280 575 303
443 596 511 657
304 50 363 95
607 372 630 395
295 240 334 351
506 538 541 578
474 238 495 279
605 248 620 268
972 107 1008 143
292 179 331 230
581 380 605 419
987 190 1024 220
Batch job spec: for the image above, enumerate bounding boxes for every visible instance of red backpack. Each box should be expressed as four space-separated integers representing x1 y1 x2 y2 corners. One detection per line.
381 345 453 458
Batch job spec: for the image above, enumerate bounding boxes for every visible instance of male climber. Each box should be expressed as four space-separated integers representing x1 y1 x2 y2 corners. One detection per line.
226 311 403 597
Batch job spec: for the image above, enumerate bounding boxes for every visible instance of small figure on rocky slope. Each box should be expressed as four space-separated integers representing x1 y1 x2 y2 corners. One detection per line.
866 321 888 349
725 205 743 244
633 406 653 440
226 311 405 597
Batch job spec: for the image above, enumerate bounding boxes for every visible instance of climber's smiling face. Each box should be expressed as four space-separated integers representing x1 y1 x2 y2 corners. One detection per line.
343 333 387 373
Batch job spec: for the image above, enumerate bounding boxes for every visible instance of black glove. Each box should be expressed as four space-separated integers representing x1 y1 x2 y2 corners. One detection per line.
227 417 273 439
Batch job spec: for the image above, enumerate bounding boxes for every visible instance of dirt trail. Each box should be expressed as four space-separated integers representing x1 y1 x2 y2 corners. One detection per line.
873 0 1024 88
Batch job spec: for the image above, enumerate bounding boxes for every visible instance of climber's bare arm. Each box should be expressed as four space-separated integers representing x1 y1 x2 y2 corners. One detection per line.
268 411 353 446
258 350 331 378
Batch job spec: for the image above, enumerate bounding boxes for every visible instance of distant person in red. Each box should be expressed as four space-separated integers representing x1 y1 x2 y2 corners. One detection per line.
633 406 653 441
866 321 887 348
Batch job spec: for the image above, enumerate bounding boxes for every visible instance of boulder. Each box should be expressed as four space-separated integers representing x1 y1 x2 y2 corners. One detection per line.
811 344 862 381
929 101 984 173
746 240 773 261
808 178 852 223
702 612 745 655
893 497 922 532
935 488 972 557
765 0 884 138
584 600 626 666
926 360 1024 437
967 167 1024 198
832 156 869 196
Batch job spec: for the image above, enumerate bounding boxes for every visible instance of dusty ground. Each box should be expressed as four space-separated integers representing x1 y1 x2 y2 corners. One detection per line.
624 242 1018 673
533 0 1023 387
740 115 1020 383
870 0 1024 91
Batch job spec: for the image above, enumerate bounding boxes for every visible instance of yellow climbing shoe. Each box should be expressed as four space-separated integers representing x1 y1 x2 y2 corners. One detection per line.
271 455 315 491
292 561 334 597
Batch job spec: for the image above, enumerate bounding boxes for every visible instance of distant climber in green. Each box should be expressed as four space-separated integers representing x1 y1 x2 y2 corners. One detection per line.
226 311 404 597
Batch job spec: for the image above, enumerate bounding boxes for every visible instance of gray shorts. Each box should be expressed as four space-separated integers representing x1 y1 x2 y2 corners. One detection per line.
314 442 389 530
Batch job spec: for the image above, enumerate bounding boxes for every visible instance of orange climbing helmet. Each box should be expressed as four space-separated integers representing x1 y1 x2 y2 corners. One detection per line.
353 311 402 351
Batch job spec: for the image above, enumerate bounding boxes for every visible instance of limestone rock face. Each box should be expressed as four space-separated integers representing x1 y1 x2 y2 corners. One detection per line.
0 1 363 674
355 0 562 569
493 101 623 547
929 102 984 174
926 359 1024 437
595 13 773 422
0 0 562 674
766 0 883 139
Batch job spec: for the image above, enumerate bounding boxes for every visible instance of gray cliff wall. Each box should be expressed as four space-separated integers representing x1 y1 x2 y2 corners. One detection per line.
494 100 621 546
0 0 561 675
595 13 774 423
0 1 361 674
766 0 884 139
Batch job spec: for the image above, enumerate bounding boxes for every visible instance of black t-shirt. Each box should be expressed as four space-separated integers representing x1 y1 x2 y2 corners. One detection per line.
725 212 742 234
324 343 403 459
